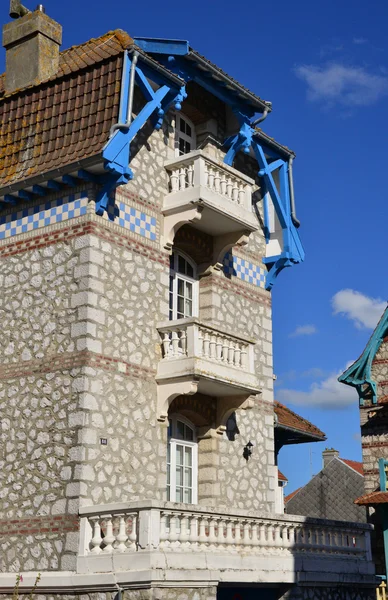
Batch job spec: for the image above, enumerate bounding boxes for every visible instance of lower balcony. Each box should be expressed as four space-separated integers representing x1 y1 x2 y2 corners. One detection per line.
156 318 260 421
77 501 375 586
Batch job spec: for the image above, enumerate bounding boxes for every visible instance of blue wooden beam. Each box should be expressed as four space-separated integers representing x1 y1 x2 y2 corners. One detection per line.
47 180 62 191
62 174 78 187
77 169 97 182
32 185 46 196
18 190 33 201
134 38 189 56
4 194 17 205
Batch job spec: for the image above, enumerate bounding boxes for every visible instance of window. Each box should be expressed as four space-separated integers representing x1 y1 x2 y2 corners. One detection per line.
167 415 198 504
169 251 198 320
175 114 196 156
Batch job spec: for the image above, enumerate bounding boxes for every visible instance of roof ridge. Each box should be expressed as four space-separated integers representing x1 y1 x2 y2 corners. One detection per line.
60 29 133 57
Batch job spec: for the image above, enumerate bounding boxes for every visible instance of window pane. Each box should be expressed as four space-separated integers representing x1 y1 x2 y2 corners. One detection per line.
186 124 192 137
186 262 194 278
167 485 170 501
179 138 185 155
184 140 191 154
177 278 184 295
184 467 192 488
176 487 183 502
186 282 192 299
185 299 192 317
176 466 183 487
184 488 192 503
178 255 186 274
179 118 185 133
176 423 185 441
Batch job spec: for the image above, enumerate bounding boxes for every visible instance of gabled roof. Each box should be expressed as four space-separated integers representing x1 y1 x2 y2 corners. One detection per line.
278 469 288 482
285 487 301 503
355 491 388 505
274 401 326 442
340 458 364 476
339 306 388 405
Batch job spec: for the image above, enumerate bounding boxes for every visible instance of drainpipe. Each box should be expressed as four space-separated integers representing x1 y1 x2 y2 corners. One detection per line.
251 107 269 128
288 156 300 228
109 50 139 138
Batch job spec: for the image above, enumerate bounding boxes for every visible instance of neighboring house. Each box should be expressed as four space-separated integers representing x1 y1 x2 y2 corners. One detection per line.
285 449 367 523
0 3 376 600
340 306 388 576
273 401 326 514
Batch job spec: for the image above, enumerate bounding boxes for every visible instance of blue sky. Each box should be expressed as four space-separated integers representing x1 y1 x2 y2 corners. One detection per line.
1 0 387 493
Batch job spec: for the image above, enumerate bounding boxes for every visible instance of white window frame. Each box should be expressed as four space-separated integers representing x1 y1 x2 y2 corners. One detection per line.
175 113 196 157
167 414 198 504
169 250 199 320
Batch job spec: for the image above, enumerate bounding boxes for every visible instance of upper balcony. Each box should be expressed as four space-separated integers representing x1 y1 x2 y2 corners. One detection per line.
162 151 258 257
76 501 375 587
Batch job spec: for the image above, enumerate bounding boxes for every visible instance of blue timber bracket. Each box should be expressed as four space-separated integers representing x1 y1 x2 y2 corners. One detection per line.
338 306 388 406
95 51 187 216
224 117 305 291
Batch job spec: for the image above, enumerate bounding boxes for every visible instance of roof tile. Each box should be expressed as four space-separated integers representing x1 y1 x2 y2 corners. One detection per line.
274 401 326 439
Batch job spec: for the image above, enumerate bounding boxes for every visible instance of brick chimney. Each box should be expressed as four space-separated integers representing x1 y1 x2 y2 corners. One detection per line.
2 6 62 94
322 448 340 469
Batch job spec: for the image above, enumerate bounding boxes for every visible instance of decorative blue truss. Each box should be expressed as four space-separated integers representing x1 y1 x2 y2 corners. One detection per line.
95 51 187 215
339 306 388 405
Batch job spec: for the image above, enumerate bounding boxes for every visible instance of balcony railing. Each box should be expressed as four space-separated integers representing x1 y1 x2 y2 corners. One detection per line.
78 501 373 569
163 151 258 246
156 318 259 397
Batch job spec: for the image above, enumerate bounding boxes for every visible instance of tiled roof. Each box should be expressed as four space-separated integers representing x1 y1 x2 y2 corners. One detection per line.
274 401 326 439
355 491 388 505
0 30 132 190
285 487 301 503
278 469 288 482
340 458 364 476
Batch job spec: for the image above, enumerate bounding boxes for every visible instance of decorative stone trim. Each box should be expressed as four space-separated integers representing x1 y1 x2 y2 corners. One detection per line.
200 271 271 306
223 251 266 289
0 515 79 536
0 350 156 380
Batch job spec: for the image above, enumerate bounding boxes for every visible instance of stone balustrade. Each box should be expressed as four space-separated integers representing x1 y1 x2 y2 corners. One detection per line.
158 318 253 372
166 150 253 211
78 501 372 561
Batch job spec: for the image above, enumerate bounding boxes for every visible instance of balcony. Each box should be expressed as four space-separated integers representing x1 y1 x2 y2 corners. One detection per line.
155 318 260 420
162 151 258 260
77 501 374 586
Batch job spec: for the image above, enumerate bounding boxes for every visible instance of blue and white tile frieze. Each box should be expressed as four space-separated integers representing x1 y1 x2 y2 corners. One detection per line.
105 201 157 241
0 192 88 240
223 252 266 289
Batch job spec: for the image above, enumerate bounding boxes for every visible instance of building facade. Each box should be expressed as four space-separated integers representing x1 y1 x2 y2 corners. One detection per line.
0 4 376 600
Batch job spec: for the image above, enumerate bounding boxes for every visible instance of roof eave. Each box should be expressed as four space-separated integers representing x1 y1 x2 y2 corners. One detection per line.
276 422 326 443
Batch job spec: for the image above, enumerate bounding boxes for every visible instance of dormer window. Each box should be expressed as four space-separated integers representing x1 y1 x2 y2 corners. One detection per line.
169 251 198 320
175 114 196 156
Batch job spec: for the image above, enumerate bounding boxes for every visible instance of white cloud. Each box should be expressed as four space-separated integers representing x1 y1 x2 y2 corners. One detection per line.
294 63 388 107
289 324 317 338
353 37 368 45
277 369 358 410
332 289 386 329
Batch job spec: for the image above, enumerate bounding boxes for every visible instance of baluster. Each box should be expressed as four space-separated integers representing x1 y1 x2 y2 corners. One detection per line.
220 174 227 196
128 514 137 551
240 346 248 369
187 163 194 187
198 328 204 356
171 330 179 357
222 337 229 363
179 514 189 548
169 513 179 548
203 331 210 357
160 512 169 549
225 519 234 547
288 525 295 548
216 336 223 361
102 516 115 553
179 329 187 355
179 167 186 190
226 178 233 199
251 522 259 549
170 169 179 192
242 521 251 548
234 343 241 368
234 520 242 548
232 181 239 202
90 516 102 554
189 515 199 547
281 525 289 549
116 514 128 552
320 528 326 550
238 183 245 205
209 333 216 359
214 169 221 193
266 523 275 548
198 516 208 548
274 523 282 549
228 340 235 365
162 331 171 358
217 519 226 549
204 163 209 187
208 518 217 548
258 522 266 547
208 167 215 190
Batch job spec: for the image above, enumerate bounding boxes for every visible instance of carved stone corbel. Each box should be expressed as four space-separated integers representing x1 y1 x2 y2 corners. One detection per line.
162 205 203 251
156 377 199 422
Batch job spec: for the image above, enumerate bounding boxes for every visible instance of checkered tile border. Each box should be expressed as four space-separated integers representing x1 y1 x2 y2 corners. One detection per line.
223 252 266 289
105 201 157 241
0 192 88 240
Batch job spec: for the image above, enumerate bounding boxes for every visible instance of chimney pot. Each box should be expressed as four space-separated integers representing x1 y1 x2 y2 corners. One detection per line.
322 448 340 469
2 9 62 93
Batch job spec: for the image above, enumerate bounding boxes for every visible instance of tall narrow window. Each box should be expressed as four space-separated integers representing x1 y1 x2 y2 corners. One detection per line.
175 114 196 156
167 415 198 504
169 251 198 320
